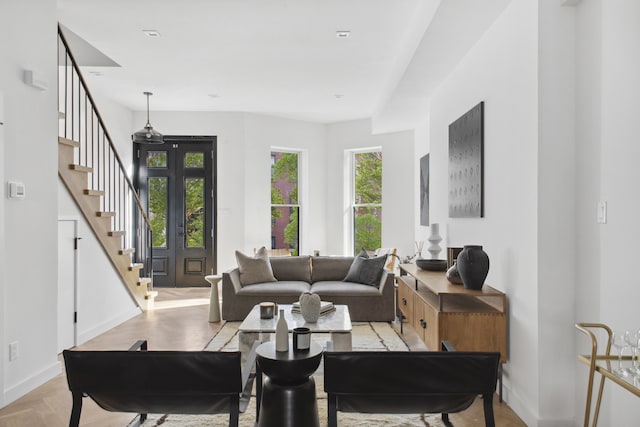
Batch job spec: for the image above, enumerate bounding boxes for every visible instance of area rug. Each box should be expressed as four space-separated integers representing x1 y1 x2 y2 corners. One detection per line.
129 322 446 427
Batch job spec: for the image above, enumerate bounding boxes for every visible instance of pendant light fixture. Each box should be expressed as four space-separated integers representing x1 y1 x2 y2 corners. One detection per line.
132 91 164 144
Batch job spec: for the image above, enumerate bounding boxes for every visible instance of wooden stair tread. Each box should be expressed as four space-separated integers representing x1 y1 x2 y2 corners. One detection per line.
145 291 159 299
59 134 154 312
69 164 93 173
58 136 80 147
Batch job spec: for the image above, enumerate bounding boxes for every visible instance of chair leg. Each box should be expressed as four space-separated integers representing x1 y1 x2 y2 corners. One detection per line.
255 365 262 422
69 392 83 427
140 413 147 423
442 413 453 427
229 395 239 427
483 393 496 427
328 394 338 427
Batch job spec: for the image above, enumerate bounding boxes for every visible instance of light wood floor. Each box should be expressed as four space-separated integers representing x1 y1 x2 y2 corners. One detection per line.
0 288 526 426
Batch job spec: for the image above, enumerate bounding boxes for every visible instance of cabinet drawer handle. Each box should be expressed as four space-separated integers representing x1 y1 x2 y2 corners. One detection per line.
420 319 427 329
402 298 407 306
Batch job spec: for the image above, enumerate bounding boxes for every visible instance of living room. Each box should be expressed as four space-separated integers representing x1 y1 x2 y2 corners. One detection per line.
1 0 640 425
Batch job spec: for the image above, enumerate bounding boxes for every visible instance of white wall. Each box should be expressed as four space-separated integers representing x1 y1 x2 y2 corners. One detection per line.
326 119 415 258
537 2 577 426
0 92 6 407
590 0 640 424
0 0 60 405
243 114 327 256
57 193 141 344
402 0 640 425
412 0 543 424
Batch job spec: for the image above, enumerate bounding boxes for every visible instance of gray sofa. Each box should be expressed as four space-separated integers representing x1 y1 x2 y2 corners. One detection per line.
222 256 394 322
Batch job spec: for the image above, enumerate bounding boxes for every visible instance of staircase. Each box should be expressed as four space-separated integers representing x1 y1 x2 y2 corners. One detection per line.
57 26 156 310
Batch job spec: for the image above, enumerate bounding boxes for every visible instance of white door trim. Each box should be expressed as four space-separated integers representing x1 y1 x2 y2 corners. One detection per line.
58 217 79 352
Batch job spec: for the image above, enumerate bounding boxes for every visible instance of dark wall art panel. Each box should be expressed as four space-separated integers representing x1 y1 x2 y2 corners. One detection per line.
448 101 484 218
420 153 429 225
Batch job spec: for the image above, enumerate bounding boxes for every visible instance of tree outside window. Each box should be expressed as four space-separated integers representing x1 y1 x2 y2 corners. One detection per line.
271 151 300 255
353 151 382 255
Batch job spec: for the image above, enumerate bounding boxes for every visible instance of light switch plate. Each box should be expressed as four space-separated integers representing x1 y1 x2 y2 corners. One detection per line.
8 181 25 199
597 201 607 224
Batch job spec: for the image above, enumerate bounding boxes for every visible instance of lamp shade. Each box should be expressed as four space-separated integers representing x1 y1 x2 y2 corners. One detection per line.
132 92 163 144
132 123 164 144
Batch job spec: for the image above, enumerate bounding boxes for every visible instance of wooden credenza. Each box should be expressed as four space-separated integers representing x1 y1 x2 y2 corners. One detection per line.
398 263 507 363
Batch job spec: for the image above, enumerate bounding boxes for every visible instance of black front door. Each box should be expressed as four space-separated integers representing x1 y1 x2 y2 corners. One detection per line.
135 136 216 287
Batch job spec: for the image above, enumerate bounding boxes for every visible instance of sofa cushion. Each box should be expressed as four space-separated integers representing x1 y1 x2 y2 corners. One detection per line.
270 256 311 283
343 255 387 287
236 281 311 296
310 281 381 296
310 256 354 283
235 247 277 286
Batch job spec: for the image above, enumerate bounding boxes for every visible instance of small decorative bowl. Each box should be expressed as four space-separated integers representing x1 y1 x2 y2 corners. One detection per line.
415 258 448 271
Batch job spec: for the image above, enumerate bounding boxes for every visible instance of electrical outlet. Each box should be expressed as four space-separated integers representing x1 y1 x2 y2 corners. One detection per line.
9 342 18 361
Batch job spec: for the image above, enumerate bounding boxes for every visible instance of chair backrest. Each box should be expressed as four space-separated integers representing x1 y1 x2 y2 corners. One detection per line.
374 248 398 272
64 350 242 415
324 350 500 424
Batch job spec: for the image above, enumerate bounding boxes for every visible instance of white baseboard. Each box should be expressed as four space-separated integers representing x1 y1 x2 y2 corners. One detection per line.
501 384 575 427
77 307 141 345
3 360 61 406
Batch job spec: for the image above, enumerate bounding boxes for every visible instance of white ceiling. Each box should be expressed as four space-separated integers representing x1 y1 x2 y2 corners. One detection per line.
57 0 512 126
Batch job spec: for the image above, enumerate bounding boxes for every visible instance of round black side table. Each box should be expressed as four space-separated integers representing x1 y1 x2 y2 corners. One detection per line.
256 340 323 427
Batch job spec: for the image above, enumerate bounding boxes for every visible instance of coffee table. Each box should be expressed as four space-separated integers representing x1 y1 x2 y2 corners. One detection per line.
238 304 352 354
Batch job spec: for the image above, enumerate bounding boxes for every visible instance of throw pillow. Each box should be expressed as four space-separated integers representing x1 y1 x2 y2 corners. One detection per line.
235 247 277 286
343 254 387 287
356 248 369 259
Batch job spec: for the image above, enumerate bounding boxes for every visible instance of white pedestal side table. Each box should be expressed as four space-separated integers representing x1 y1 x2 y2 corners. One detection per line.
204 274 222 322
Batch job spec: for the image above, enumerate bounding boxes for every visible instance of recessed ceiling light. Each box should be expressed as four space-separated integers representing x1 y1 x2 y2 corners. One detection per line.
334 94 344 99
336 30 351 39
142 29 161 38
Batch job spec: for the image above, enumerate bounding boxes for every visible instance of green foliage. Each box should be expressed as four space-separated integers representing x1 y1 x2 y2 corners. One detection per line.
185 178 204 247
353 152 382 254
271 152 298 204
184 152 204 168
147 151 167 168
354 211 381 254
271 152 299 246
284 208 299 256
148 177 167 247
354 152 382 204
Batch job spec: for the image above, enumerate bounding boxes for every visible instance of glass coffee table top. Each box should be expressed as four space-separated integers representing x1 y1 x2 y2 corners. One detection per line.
239 304 352 333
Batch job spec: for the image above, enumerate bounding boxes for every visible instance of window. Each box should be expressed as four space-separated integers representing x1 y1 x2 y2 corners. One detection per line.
271 151 300 255
352 151 382 255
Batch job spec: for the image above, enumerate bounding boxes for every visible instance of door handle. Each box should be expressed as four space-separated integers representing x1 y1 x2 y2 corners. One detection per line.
420 319 427 329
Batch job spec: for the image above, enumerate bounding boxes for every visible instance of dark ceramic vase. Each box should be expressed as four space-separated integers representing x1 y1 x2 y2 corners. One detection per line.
445 262 463 285
456 245 489 290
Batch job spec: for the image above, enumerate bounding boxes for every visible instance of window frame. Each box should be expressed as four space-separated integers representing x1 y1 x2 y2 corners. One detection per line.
349 148 382 255
270 149 302 255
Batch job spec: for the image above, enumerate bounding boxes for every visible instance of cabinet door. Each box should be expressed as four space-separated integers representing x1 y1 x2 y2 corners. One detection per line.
397 278 414 324
414 296 439 350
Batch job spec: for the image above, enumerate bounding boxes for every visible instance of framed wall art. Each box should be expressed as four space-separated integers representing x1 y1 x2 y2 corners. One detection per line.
448 101 484 218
